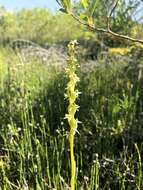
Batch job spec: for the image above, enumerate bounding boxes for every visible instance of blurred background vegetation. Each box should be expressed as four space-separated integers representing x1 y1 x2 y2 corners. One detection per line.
0 1 143 189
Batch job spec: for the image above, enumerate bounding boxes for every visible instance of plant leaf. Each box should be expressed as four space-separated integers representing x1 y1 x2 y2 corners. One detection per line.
58 0 71 12
88 0 97 18
81 0 89 9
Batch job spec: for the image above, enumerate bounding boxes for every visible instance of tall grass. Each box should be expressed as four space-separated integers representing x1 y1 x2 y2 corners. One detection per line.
0 47 143 189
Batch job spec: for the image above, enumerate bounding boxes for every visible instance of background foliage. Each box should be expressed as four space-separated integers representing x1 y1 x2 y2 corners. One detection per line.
0 2 143 189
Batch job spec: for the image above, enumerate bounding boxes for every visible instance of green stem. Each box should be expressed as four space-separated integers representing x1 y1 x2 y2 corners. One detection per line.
65 40 79 190
69 129 76 190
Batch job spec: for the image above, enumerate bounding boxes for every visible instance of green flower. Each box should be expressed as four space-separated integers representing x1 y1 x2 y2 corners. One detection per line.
65 40 80 190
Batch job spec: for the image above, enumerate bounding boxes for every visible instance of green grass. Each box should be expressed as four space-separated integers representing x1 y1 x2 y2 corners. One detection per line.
0 47 143 189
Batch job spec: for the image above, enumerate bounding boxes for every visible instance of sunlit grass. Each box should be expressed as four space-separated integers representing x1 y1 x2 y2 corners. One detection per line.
0 47 143 189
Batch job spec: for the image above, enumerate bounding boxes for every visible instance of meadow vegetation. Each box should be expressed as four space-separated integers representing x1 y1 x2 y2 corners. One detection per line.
0 3 143 190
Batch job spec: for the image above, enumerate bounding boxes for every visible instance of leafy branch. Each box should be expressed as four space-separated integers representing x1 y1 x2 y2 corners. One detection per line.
56 0 143 44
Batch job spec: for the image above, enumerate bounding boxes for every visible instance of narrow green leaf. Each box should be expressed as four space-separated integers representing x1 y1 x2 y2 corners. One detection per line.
88 0 97 18
58 0 71 12
59 8 67 13
81 0 89 9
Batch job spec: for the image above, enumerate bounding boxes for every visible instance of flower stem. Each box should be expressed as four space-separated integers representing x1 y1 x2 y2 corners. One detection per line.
65 40 79 190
